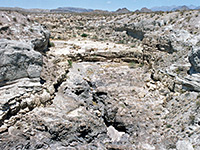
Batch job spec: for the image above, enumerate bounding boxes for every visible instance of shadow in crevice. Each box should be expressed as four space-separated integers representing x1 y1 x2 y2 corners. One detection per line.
115 27 145 41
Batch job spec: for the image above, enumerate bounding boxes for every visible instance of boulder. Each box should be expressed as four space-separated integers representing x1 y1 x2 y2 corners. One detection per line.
189 47 200 73
0 11 50 53
176 140 194 150
0 39 42 86
31 27 50 53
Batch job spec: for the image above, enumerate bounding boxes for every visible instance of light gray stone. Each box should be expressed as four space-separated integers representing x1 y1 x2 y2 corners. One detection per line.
107 126 125 142
176 140 194 150
0 39 42 85
189 47 200 73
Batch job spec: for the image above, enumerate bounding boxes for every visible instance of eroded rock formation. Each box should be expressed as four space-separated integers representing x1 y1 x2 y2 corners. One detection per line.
0 9 200 150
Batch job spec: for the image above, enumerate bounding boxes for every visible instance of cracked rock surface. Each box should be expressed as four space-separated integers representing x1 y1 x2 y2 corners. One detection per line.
1 10 200 150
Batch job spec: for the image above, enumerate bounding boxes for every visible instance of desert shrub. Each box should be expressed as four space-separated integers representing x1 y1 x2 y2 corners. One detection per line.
129 62 136 68
49 42 55 47
166 124 172 128
68 60 73 68
13 17 17 22
29 28 34 32
189 115 195 125
81 33 88 37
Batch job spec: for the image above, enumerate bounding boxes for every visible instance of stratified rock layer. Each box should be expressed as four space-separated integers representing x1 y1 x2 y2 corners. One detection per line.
0 39 42 85
189 47 200 73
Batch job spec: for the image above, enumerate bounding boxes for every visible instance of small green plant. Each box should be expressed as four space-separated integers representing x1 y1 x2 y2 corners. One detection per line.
68 60 73 68
92 35 98 40
117 40 124 44
130 44 136 48
81 33 88 37
180 11 184 16
196 100 200 108
189 115 195 125
166 124 172 128
139 63 144 67
49 42 55 47
13 17 17 22
29 28 34 32
129 62 136 68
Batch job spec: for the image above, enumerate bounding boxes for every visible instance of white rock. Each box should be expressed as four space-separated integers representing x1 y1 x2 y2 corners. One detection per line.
141 143 155 150
107 126 125 142
176 140 194 150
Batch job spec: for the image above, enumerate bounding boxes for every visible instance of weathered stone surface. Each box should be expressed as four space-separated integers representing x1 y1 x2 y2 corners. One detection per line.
189 47 200 73
176 140 194 150
0 11 51 129
0 39 42 85
0 11 50 53
107 126 125 142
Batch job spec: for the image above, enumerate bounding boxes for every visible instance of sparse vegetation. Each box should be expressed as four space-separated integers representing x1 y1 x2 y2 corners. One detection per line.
196 100 200 108
29 28 34 32
68 60 73 68
189 115 195 125
129 61 136 68
81 33 88 37
166 124 172 128
49 41 55 47
13 17 17 22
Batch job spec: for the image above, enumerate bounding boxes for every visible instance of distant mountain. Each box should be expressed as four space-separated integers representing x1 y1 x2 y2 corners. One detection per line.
140 7 152 13
115 8 131 14
92 9 110 14
172 5 190 11
50 7 93 13
0 7 50 13
151 5 199 12
151 5 177 11
135 7 152 13
188 5 197 9
195 6 200 10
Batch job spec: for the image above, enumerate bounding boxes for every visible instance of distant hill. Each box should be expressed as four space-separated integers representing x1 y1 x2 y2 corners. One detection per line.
151 5 200 12
195 6 200 10
151 5 176 11
0 7 50 13
115 8 131 14
134 7 152 13
92 9 110 14
1 5 200 14
50 7 93 13
172 5 190 11
140 7 152 12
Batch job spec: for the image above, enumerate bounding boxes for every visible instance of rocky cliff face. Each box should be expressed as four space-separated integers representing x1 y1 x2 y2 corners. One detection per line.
0 10 200 150
0 11 50 53
0 39 42 85
0 11 51 129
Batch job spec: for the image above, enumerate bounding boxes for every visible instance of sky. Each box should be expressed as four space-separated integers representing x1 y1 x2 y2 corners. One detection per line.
0 0 199 11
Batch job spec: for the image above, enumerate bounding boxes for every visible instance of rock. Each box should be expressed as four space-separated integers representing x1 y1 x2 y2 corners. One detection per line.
107 126 125 142
31 28 50 53
141 143 155 150
0 11 50 53
189 47 200 73
1 9 200 150
0 39 42 85
0 11 50 128
176 140 194 150
0 124 8 133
